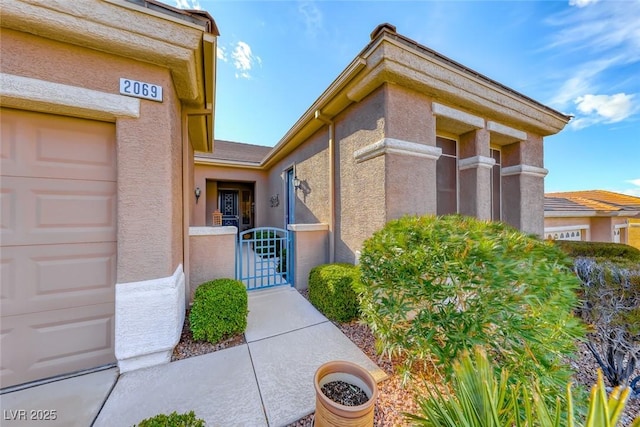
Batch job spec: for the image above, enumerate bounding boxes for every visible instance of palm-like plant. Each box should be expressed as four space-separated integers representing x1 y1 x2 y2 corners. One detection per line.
408 347 639 427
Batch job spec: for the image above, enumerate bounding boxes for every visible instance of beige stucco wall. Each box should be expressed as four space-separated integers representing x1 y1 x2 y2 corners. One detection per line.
262 127 331 228
501 135 546 235
289 225 329 290
383 85 438 220
2 28 185 284
193 164 268 227
590 217 614 242
459 129 491 219
188 227 237 301
334 86 387 263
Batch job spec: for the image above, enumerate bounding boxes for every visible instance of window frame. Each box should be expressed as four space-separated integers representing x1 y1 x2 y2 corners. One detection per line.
436 134 459 215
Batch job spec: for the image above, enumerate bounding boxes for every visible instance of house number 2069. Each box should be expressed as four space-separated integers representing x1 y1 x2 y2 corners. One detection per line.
119 78 163 102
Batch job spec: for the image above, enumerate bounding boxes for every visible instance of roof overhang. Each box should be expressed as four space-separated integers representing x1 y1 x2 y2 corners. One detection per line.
544 211 640 218
194 24 570 169
1 0 216 151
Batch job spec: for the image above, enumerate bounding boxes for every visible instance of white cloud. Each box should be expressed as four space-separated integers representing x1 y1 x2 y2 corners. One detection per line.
547 1 640 54
576 93 634 120
628 178 640 187
569 0 599 7
231 42 261 79
550 55 625 107
174 0 201 10
298 1 323 36
547 0 640 128
217 46 227 62
570 93 636 129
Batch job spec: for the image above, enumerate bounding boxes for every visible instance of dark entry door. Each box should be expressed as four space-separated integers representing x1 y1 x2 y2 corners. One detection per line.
220 190 239 227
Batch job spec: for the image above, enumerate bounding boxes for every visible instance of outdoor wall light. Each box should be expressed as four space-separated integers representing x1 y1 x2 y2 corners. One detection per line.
293 176 302 190
195 187 201 204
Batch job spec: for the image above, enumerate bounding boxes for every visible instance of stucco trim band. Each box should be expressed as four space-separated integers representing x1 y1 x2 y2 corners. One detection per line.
354 138 442 163
458 155 496 171
501 164 548 178
115 265 185 373
487 120 527 141
0 73 140 121
287 223 329 232
432 102 485 129
189 226 238 236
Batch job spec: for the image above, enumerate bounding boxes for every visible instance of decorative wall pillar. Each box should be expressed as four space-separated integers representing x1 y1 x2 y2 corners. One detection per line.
381 85 440 219
501 134 547 235
458 129 493 219
287 224 329 290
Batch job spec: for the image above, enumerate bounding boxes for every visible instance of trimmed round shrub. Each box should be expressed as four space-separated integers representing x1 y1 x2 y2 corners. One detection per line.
137 411 204 427
308 263 361 322
190 279 248 344
554 240 640 265
355 215 586 393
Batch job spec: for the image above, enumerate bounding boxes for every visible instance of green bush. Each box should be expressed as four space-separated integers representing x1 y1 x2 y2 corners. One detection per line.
137 411 205 427
190 279 248 344
356 215 585 393
407 348 639 427
554 240 640 264
308 263 361 322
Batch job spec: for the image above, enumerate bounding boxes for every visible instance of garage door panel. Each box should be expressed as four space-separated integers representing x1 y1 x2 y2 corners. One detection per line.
1 177 116 246
1 303 115 388
1 243 116 317
1 188 16 236
1 108 117 388
0 109 116 181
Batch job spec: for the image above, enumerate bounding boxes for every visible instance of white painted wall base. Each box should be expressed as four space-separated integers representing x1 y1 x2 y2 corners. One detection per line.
115 265 185 373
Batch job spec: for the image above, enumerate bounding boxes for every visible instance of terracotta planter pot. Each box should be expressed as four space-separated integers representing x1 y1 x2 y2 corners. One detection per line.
314 360 378 427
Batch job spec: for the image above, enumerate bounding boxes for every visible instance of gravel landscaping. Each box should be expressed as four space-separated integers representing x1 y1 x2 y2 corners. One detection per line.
174 292 639 426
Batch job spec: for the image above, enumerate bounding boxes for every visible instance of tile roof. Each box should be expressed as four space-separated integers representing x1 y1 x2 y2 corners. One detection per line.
545 190 640 213
196 140 272 164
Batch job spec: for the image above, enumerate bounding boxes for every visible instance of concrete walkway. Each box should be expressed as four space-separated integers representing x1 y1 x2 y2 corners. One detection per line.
1 287 385 427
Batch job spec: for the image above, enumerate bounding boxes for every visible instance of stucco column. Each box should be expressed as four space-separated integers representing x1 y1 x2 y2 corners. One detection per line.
287 224 329 290
380 85 440 219
458 129 493 219
501 135 547 235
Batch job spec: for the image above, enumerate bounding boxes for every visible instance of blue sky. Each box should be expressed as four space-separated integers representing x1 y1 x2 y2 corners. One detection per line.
174 0 639 196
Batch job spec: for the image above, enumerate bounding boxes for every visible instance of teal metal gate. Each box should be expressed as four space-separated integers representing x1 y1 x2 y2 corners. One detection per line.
237 227 293 290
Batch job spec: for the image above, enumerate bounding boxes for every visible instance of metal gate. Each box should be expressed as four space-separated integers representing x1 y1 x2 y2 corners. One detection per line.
237 227 292 290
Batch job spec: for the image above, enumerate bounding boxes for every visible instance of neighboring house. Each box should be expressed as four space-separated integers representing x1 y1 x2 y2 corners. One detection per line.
194 23 570 269
1 0 217 388
544 190 640 248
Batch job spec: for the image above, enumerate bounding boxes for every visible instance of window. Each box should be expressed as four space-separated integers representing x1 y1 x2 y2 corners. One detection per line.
436 136 457 215
490 148 501 221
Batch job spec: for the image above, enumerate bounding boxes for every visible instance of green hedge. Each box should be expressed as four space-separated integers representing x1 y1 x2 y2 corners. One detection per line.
308 263 360 322
356 215 585 394
137 411 204 427
554 240 640 262
189 279 248 344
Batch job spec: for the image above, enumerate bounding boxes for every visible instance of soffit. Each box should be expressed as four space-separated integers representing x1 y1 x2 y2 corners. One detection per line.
1 0 207 104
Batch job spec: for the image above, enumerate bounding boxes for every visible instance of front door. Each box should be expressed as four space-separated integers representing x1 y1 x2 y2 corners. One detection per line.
220 190 239 227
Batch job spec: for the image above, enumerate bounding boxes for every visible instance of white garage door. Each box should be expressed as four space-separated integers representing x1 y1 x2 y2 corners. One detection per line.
1 108 117 389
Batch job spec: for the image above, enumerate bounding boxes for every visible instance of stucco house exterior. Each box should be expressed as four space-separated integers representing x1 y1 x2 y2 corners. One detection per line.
544 190 640 248
1 3 571 391
194 23 571 282
1 0 217 388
